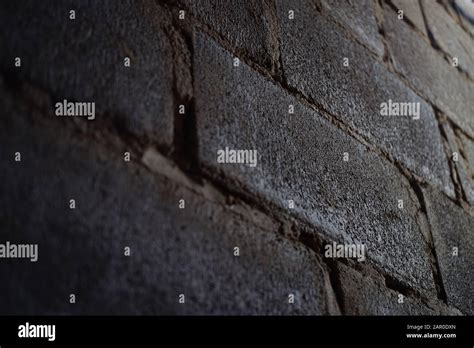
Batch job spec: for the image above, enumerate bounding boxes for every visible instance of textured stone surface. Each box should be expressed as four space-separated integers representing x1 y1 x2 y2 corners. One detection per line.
384 5 474 137
391 0 428 35
443 123 474 205
178 0 277 68
454 2 474 37
276 0 453 197
0 0 173 146
335 263 461 315
423 187 474 314
0 85 334 315
421 0 474 79
321 0 384 56
194 32 436 293
460 132 474 174
0 0 472 317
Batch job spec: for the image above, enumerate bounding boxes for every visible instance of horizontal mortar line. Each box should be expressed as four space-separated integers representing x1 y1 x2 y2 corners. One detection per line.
180 3 474 146
1 15 470 217
168 0 474 137
377 8 474 127
0 73 291 237
183 166 444 308
186 29 471 214
388 63 474 141
1 72 453 311
166 1 474 159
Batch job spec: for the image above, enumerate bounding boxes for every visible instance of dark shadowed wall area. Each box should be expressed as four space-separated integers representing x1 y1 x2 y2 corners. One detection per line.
0 0 473 315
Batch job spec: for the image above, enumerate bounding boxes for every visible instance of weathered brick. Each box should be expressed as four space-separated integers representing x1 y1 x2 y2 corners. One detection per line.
423 187 474 314
335 262 461 315
321 0 384 56
0 0 173 146
276 0 454 197
178 0 277 68
421 0 474 79
391 0 428 35
384 5 474 137
194 32 436 293
0 81 333 315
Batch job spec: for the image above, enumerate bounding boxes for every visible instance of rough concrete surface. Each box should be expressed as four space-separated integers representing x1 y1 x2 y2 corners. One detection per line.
0 0 473 315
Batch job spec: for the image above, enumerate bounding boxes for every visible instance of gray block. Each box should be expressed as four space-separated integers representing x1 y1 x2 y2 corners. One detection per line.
178 0 278 68
421 0 474 80
423 186 474 314
321 0 384 56
384 5 474 138
336 262 462 315
194 32 436 294
442 123 474 205
276 0 454 197
391 0 428 35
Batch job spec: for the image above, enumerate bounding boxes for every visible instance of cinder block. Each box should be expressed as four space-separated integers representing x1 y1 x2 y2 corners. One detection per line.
421 0 474 79
384 4 474 138
335 262 462 315
391 0 428 35
276 0 454 197
423 186 474 314
178 0 278 68
321 0 384 56
194 32 436 294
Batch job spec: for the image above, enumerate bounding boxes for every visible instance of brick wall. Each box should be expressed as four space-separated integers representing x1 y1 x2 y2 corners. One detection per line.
0 0 472 315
